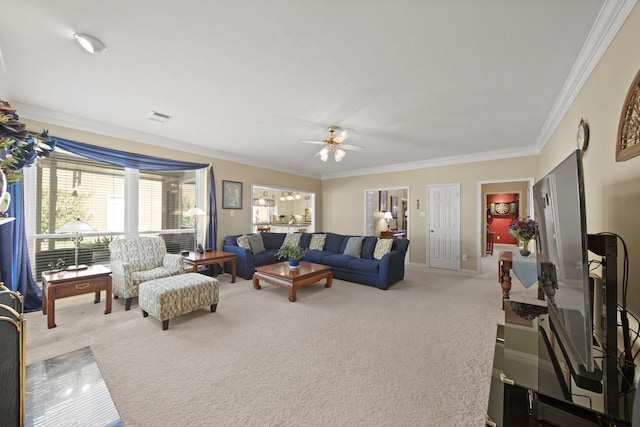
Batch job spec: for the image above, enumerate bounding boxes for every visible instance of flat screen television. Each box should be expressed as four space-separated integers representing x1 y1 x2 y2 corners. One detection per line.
533 149 600 385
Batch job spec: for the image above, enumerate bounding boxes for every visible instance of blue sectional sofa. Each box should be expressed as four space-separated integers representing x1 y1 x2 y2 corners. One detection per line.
222 232 410 290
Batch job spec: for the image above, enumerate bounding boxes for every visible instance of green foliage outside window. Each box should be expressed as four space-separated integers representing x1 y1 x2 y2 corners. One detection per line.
39 189 91 233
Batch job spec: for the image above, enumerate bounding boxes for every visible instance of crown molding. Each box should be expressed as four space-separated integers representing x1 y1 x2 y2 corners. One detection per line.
534 0 637 150
320 146 540 180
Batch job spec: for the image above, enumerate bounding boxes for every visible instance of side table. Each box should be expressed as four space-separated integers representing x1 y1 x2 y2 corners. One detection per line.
498 251 544 304
182 250 236 283
41 265 112 329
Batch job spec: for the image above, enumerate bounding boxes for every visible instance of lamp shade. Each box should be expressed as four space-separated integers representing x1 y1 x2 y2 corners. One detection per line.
184 207 205 217
384 211 393 220
56 218 95 233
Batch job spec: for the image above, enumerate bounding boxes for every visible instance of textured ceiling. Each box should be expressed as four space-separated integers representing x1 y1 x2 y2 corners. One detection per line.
0 0 629 178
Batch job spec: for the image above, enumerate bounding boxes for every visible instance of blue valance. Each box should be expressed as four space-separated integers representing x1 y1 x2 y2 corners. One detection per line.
54 137 209 171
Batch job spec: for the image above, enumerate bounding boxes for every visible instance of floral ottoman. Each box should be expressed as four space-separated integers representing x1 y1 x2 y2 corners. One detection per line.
138 273 218 330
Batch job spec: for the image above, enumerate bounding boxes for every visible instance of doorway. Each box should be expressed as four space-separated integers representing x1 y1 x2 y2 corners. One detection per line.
477 178 534 273
364 187 409 237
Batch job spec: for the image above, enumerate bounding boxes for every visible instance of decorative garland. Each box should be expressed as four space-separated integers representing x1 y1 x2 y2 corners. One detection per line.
0 99 56 183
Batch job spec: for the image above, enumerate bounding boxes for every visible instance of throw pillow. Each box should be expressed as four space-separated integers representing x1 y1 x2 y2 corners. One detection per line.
281 233 301 249
361 236 377 259
237 234 251 249
343 236 364 258
309 233 326 250
248 233 266 254
373 238 393 260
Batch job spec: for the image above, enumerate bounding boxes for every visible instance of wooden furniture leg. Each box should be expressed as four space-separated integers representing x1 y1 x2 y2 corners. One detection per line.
499 258 512 300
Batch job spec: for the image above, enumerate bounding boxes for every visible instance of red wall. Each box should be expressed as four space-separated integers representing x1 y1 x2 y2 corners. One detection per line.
487 193 518 244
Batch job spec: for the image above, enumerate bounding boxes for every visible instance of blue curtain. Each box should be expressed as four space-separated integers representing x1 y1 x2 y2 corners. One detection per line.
0 180 42 311
205 167 218 250
54 138 208 171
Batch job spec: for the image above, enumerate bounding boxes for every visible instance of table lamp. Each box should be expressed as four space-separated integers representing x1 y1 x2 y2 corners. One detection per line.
56 217 95 270
184 207 205 252
384 211 393 230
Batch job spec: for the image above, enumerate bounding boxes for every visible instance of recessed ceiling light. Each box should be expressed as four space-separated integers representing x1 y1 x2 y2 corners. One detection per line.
73 33 107 54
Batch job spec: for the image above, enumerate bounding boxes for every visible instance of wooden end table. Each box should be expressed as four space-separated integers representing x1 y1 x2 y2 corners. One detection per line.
41 265 112 329
182 250 236 283
253 261 333 302
498 251 544 305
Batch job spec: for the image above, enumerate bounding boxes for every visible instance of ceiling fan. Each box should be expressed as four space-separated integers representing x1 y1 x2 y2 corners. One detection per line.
299 125 365 162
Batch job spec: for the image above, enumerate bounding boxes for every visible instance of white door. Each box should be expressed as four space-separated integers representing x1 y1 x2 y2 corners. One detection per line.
428 183 460 270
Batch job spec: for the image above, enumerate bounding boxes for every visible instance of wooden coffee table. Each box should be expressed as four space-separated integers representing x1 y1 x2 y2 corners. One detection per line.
252 261 333 302
182 250 236 283
41 265 112 329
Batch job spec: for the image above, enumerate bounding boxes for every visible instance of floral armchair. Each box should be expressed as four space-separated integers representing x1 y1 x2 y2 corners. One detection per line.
109 236 185 310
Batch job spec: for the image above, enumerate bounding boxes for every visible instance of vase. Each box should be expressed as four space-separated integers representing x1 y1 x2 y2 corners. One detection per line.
288 259 300 269
519 239 531 257
0 170 10 216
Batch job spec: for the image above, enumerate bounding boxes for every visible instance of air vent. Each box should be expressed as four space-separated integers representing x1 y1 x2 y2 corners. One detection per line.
147 111 172 123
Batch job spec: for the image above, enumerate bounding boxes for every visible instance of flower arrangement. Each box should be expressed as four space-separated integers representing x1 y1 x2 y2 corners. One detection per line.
275 243 308 261
508 217 537 242
1 99 56 183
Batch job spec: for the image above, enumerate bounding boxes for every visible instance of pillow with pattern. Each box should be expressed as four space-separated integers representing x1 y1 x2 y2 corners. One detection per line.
373 238 393 260
309 233 326 251
237 234 251 249
281 233 302 249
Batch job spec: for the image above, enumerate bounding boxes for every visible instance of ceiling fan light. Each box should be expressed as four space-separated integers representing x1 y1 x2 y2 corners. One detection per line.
73 33 107 53
334 148 346 162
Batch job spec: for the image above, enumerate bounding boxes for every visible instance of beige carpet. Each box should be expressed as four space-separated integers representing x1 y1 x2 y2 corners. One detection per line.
24 253 534 426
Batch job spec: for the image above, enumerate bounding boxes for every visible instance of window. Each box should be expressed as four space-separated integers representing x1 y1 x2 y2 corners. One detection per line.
27 151 199 277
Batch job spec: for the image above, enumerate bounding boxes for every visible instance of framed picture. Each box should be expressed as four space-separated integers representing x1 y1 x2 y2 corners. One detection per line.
391 196 398 218
379 190 388 211
222 180 243 209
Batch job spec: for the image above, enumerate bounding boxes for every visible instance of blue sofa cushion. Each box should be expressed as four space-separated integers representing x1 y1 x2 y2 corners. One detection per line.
347 258 380 274
254 250 279 266
322 254 353 269
299 233 312 249
361 236 377 259
325 232 345 253
261 232 286 250
303 250 331 264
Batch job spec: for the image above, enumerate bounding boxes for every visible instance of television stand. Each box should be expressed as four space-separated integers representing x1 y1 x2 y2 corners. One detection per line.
486 298 631 426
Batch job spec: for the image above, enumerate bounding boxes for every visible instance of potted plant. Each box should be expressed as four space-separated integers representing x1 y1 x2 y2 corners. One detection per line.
508 217 537 257
275 244 308 268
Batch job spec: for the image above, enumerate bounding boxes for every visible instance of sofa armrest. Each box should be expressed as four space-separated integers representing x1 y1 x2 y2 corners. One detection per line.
110 260 134 298
378 249 406 289
162 253 185 274
222 244 255 280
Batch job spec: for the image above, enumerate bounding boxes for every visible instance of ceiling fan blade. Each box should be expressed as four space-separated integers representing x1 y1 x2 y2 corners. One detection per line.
333 128 353 143
341 143 365 151
298 139 324 145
